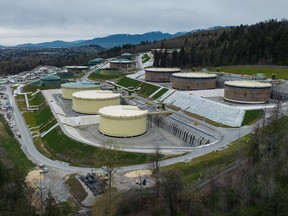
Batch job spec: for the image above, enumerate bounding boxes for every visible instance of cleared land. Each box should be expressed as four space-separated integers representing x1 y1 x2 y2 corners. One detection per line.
210 65 288 80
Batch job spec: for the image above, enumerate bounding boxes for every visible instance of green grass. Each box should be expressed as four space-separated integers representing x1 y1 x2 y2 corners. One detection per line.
241 109 264 126
23 105 54 129
88 69 122 81
151 88 169 100
39 119 58 133
65 174 88 202
17 92 55 133
36 106 54 125
15 95 26 111
28 92 45 106
56 202 78 216
41 127 159 167
142 54 151 64
23 82 60 92
117 77 160 98
0 115 34 176
163 135 250 185
209 66 288 80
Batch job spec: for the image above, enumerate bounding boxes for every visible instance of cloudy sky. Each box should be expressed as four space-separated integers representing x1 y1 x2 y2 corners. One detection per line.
0 0 287 45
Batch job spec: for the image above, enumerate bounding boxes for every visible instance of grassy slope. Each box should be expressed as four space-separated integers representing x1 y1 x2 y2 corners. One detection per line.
210 66 288 80
88 69 122 81
142 54 151 64
117 76 160 98
164 134 249 185
151 88 169 100
41 127 158 167
0 115 34 176
241 109 264 126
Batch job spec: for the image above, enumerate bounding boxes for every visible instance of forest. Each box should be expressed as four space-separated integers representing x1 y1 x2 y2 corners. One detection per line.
93 106 288 216
99 19 288 68
0 45 104 76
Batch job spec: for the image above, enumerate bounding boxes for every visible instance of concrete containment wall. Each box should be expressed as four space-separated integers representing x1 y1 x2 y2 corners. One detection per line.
159 91 245 127
171 73 217 90
145 68 180 82
224 81 271 104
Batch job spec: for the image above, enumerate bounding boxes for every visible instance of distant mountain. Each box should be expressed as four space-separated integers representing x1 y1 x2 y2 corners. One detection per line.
78 31 187 48
15 31 187 49
14 27 227 49
16 40 82 48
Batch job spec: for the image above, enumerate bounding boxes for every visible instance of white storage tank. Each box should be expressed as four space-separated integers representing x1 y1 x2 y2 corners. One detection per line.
72 90 120 114
98 105 148 137
61 82 101 100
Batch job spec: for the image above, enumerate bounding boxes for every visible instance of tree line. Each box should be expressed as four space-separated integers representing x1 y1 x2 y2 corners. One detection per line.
110 19 288 67
91 105 288 215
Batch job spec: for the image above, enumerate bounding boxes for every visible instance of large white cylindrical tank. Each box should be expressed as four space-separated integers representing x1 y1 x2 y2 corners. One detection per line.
61 82 101 100
72 90 120 114
98 105 148 137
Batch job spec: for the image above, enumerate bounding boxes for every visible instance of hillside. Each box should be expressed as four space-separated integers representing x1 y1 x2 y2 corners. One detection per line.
78 31 185 48
122 19 288 67
15 31 187 49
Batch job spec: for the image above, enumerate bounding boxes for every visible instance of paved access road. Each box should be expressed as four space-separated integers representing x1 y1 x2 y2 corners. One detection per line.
5 83 255 174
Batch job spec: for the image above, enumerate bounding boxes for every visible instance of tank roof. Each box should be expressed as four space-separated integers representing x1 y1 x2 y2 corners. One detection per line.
111 58 132 63
145 68 181 73
172 72 217 78
225 80 272 88
40 75 61 81
99 105 148 119
72 90 120 100
121 53 132 56
61 82 101 89
66 66 88 69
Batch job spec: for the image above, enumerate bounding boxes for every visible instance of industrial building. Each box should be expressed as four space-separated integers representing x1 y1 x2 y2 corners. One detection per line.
40 75 61 87
72 90 120 114
88 58 104 66
56 72 73 80
145 68 181 82
171 72 217 90
120 53 132 60
98 105 148 137
61 82 101 100
224 80 272 103
66 66 88 74
110 59 133 70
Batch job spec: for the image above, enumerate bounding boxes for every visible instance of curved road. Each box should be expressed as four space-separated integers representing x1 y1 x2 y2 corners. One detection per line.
6 83 254 174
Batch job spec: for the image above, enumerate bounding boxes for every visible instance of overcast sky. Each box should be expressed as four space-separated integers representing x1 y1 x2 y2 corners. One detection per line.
0 0 287 45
